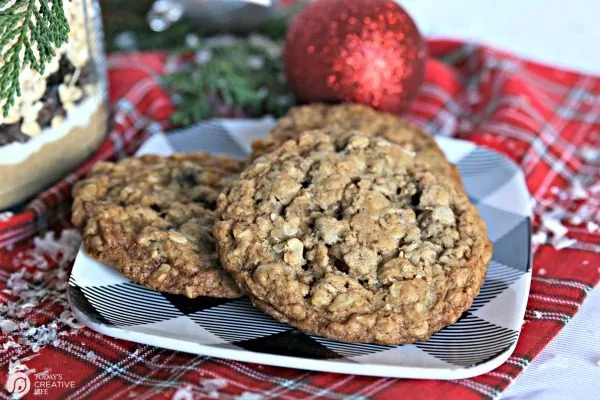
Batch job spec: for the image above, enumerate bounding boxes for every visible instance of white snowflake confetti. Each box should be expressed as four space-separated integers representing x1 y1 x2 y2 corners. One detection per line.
8 359 29 375
532 231 548 245
0 319 18 334
570 180 587 200
542 217 568 239
201 378 228 398
0 230 83 355
0 211 13 221
33 229 81 264
538 268 547 276
235 392 263 400
172 384 194 400
552 237 577 250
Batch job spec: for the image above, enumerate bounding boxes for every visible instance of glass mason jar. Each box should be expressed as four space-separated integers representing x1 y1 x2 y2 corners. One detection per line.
0 0 108 209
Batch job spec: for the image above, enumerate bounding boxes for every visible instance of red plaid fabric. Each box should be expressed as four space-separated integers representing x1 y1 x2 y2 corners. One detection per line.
1 40 598 400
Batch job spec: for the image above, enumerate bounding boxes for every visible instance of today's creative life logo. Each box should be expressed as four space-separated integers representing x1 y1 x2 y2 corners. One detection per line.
5 372 31 399
5 370 76 398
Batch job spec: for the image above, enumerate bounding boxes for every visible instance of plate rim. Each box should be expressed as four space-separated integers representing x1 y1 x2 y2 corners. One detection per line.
68 287 525 380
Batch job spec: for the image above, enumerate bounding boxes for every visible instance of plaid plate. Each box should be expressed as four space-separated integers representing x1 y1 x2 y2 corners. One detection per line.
67 122 532 380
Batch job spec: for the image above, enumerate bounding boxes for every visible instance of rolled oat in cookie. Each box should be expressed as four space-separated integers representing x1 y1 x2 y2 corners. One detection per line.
72 153 243 298
252 103 460 181
215 131 492 344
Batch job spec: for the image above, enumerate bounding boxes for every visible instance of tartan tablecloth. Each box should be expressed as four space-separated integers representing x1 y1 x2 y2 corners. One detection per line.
1 40 599 399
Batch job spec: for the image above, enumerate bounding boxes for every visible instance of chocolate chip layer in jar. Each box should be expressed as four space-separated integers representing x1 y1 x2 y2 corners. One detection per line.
0 0 108 209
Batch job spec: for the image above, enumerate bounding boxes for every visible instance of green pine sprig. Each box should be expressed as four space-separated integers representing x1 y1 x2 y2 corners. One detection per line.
0 0 70 117
163 36 294 126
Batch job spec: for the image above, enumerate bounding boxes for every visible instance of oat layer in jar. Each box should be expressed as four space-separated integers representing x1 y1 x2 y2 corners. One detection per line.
0 0 108 209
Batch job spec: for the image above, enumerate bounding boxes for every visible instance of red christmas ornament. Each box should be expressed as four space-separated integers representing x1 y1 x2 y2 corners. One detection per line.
284 0 426 114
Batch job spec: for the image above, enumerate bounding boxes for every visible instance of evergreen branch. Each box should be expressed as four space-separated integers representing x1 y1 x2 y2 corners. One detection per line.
0 0 70 116
163 36 294 126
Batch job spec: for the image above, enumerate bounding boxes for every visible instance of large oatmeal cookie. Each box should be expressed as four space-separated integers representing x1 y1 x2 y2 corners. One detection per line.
215 132 492 344
72 153 243 298
252 103 459 180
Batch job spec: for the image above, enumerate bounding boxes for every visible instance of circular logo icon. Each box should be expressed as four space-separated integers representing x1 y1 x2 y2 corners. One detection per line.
5 372 31 399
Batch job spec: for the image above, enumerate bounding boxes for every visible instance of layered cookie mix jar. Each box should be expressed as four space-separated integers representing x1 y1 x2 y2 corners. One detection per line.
0 0 107 209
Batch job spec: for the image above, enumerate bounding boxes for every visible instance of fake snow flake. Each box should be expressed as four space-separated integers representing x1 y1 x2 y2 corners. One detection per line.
570 180 587 200
0 319 18 334
201 378 228 399
59 310 85 329
0 211 13 221
538 268 547 276
24 326 58 351
0 229 82 354
172 384 193 400
552 237 577 250
235 392 264 400
6 270 29 294
532 231 547 245
587 221 599 233
539 210 580 250
3 338 19 350
542 217 568 238
201 378 227 391
33 229 81 264
8 355 38 376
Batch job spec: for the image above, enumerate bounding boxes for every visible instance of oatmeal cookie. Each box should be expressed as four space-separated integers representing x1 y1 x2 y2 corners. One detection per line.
72 153 243 298
252 103 459 180
215 132 492 344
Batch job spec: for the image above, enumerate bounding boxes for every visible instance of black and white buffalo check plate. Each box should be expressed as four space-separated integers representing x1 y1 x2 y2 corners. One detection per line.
68 119 532 380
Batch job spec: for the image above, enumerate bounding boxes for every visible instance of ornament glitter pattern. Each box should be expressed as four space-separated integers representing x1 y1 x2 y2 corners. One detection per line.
284 0 427 114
